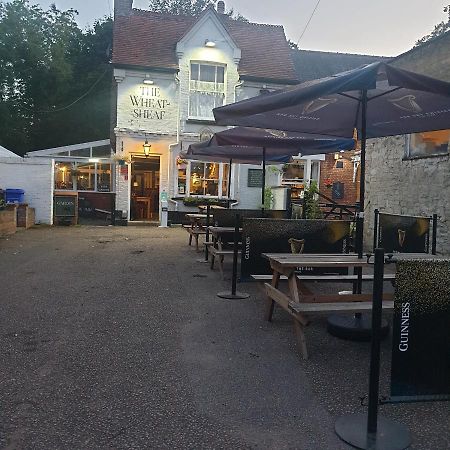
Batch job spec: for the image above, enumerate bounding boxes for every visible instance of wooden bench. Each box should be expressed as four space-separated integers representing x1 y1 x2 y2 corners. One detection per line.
210 247 242 280
264 282 394 359
251 273 396 282
183 224 207 252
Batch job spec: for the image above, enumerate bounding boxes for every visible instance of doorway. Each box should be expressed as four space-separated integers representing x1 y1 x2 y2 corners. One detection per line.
130 157 160 221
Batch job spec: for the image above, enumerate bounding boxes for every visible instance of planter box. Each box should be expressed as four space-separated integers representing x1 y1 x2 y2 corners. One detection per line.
0 206 17 236
17 204 35 229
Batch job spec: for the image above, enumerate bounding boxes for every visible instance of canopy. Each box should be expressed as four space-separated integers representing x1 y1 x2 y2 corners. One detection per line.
213 62 450 255
213 62 450 139
192 127 355 152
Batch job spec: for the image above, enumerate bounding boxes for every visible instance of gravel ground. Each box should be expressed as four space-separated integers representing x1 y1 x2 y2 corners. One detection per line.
0 226 448 450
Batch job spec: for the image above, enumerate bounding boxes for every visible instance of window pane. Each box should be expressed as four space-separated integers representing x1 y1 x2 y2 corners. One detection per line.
222 164 230 196
92 145 111 157
97 163 112 192
217 66 224 83
190 63 199 81
190 162 204 195
408 130 450 158
71 148 90 157
178 167 186 194
77 163 95 191
205 163 219 179
189 91 224 119
54 162 74 190
200 64 215 82
204 180 218 196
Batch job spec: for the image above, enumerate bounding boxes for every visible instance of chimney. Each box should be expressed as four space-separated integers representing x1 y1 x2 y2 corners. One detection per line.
217 1 225 14
114 0 133 18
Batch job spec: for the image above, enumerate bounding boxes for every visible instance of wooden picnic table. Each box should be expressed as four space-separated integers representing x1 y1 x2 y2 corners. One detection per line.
262 253 394 359
208 226 243 279
184 213 208 251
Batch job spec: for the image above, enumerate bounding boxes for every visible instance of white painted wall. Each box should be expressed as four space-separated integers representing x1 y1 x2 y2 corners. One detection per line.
0 157 53 224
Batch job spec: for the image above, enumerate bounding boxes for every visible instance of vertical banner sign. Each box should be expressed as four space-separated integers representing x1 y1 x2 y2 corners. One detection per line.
240 219 351 280
378 213 430 253
390 259 450 402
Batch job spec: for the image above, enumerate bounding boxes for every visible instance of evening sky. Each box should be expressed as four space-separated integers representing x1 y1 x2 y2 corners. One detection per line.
8 0 449 57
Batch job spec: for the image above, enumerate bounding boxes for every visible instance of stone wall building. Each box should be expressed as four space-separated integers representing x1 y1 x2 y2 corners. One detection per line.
364 31 450 254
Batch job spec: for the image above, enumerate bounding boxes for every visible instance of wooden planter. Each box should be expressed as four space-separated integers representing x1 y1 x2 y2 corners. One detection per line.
0 205 17 236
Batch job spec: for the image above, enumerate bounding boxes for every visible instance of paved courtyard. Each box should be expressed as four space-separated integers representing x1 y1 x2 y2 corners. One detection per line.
0 226 448 449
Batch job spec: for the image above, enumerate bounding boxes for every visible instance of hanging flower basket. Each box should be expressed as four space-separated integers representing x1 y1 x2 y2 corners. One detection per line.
324 177 333 188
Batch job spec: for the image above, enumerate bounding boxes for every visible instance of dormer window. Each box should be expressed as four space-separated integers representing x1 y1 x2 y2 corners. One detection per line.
189 62 225 120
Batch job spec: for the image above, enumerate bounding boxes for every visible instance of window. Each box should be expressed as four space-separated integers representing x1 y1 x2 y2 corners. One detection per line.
54 161 114 192
176 160 230 197
406 130 450 159
189 63 225 120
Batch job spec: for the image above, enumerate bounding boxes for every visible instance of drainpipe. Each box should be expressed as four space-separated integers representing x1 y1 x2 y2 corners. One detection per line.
168 72 181 211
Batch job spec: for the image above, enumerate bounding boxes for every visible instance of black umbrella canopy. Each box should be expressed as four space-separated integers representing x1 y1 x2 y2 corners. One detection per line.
196 127 356 153
179 148 290 164
213 62 450 139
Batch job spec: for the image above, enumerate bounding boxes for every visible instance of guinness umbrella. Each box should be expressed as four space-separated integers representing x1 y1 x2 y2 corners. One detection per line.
213 62 450 254
185 127 355 206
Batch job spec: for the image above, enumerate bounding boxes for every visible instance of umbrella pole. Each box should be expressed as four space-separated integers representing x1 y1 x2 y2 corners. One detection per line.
261 147 266 215
327 89 388 340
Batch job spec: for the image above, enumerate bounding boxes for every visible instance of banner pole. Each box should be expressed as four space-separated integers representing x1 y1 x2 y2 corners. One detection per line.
432 213 438 255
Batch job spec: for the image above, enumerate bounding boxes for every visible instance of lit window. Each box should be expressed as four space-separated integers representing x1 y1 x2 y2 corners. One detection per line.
406 130 450 159
54 162 74 190
189 63 225 120
177 160 230 197
54 161 113 192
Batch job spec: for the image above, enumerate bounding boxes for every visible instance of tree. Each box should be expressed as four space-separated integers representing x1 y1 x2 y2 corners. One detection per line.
148 0 248 20
416 5 450 46
0 0 112 155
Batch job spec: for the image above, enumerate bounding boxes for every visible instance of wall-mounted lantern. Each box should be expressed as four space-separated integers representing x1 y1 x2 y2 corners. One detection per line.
143 139 151 157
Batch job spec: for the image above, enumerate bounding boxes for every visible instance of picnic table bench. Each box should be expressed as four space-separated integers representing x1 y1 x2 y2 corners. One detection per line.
262 253 394 360
208 226 242 279
184 213 208 251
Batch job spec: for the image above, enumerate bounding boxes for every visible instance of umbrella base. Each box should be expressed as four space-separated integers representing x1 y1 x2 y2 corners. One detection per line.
217 291 250 299
335 413 411 449
327 313 389 341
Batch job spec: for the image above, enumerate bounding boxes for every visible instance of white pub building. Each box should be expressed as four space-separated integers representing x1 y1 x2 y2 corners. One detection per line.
111 0 326 222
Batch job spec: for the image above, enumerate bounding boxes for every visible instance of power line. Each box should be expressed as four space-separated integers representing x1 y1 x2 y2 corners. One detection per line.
295 0 322 46
37 67 110 115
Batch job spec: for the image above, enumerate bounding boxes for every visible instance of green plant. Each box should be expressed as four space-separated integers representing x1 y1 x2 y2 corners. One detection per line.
303 181 323 219
0 198 6 210
262 187 274 209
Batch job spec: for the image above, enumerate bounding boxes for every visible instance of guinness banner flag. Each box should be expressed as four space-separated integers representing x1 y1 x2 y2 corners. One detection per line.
240 218 351 280
377 213 430 253
390 259 450 402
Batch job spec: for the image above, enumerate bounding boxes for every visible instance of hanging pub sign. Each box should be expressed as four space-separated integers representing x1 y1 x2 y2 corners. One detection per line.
390 259 450 402
240 218 351 280
377 213 431 253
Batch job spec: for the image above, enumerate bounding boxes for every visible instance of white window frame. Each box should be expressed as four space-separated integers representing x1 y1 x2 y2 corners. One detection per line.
188 62 226 121
177 161 230 198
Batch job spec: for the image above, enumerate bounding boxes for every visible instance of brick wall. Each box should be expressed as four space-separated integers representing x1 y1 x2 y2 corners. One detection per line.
319 152 358 205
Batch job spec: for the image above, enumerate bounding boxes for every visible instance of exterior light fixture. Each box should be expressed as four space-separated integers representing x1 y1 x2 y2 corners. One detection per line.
143 75 154 85
204 39 216 48
143 139 151 157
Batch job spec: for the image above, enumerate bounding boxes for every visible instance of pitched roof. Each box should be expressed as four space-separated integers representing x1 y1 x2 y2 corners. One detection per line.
112 8 298 83
0 145 19 158
291 49 388 82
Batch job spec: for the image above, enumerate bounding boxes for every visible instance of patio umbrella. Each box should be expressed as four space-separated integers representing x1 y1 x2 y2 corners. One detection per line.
186 127 356 207
213 62 450 254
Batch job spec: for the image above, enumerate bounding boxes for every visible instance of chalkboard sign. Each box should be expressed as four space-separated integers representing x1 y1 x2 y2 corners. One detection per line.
54 196 76 217
247 169 263 187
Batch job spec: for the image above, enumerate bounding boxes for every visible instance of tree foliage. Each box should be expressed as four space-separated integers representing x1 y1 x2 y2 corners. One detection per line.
0 0 112 155
148 0 248 20
416 5 450 46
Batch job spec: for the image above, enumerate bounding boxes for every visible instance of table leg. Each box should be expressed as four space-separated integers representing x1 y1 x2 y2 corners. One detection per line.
264 270 280 322
293 319 308 360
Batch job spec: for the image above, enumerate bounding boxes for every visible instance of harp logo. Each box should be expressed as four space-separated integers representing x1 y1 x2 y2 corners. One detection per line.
302 97 337 114
388 95 422 113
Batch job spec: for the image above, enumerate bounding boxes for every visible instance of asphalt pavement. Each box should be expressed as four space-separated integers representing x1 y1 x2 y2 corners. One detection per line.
0 226 448 449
